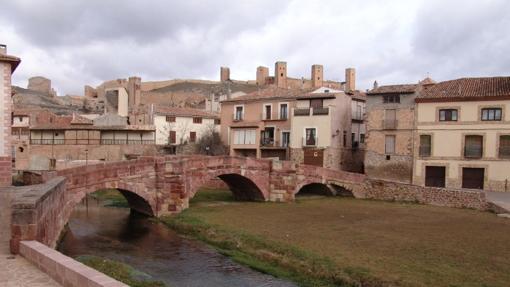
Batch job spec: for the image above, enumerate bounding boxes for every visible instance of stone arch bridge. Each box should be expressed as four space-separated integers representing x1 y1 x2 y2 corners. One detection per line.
9 155 366 253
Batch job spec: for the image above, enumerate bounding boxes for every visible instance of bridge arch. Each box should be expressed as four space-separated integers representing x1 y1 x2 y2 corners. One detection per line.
295 182 335 196
187 170 268 201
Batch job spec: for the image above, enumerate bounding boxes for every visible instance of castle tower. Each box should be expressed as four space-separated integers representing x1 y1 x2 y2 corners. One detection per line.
345 68 356 92
256 66 269 86
311 64 323 88
127 76 142 107
275 61 287 89
220 67 230 82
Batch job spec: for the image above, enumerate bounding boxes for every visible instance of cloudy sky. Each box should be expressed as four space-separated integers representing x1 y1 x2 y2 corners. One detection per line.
1 0 509 95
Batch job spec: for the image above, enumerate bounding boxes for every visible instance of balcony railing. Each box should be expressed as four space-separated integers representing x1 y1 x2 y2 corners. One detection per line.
294 108 311 116
312 107 329 115
464 146 483 158
30 139 155 145
383 119 398 129
100 139 156 145
419 146 431 157
499 146 510 158
302 137 318 147
352 111 364 121
30 139 65 145
261 138 285 148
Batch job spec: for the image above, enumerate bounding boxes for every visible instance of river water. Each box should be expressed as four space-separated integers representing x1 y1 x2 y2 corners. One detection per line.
57 199 296 287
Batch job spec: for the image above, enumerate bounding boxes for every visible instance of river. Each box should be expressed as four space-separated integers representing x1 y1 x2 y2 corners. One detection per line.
57 198 296 287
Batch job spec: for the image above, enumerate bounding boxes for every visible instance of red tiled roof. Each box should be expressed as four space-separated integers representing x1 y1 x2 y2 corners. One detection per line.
153 106 218 118
416 77 510 102
367 84 418 95
222 87 312 103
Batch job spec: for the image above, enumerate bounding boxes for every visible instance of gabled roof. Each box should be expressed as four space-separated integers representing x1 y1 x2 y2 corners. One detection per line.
367 84 418 95
416 77 510 102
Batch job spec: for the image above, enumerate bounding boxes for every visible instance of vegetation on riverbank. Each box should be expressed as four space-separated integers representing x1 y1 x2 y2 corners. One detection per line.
162 188 510 287
77 255 166 287
90 189 129 208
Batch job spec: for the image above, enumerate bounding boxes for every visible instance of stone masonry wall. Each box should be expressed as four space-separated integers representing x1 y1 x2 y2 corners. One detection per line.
0 62 12 186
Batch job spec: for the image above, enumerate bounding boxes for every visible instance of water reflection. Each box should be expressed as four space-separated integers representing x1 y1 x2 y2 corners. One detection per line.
58 199 296 287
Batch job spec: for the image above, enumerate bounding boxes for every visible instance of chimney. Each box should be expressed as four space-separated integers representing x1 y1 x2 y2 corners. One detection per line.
311 64 323 88
220 67 230 82
373 80 378 89
275 61 287 88
345 68 356 92
256 66 269 86
0 44 6 55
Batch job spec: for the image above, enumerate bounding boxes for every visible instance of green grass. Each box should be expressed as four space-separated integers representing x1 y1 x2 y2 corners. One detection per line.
162 188 510 287
77 255 166 287
90 189 129 208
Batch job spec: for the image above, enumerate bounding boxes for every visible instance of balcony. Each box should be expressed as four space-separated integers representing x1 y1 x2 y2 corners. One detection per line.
100 139 156 145
464 146 483 158
419 146 431 157
302 137 318 147
312 107 329 115
294 108 310 116
383 119 398 129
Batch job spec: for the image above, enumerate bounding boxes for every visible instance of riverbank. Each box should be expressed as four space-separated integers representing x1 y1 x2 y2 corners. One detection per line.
162 188 510 287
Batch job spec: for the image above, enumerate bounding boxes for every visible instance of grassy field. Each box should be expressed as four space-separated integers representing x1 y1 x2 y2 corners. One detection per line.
162 188 510 287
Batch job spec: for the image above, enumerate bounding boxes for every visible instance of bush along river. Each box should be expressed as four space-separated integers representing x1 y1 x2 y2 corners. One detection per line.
57 190 296 287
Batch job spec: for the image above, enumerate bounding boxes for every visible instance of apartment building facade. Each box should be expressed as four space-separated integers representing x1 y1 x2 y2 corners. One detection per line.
413 77 510 192
220 87 301 160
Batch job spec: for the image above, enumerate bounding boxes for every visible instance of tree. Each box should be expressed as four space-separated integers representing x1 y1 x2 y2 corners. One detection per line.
196 123 227 155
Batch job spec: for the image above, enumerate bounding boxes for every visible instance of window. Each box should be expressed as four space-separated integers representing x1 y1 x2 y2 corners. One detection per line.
169 131 176 144
282 131 290 147
310 99 323 109
439 109 458 121
214 119 221 125
382 95 400 104
233 129 256 145
385 135 395 154
234 106 244 121
305 128 317 146
193 117 202 124
166 116 176 122
279 103 288 120
189 132 197 143
462 168 484 189
384 109 397 129
464 135 483 158
481 108 502 121
419 135 431 157
499 135 510 158
264 104 272 120
360 134 365 144
425 166 445 187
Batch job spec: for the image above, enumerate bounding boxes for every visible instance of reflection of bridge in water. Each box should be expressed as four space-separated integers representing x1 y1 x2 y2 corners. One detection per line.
9 155 366 253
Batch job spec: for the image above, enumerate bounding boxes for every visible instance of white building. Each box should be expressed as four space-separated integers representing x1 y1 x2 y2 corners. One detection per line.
152 107 220 145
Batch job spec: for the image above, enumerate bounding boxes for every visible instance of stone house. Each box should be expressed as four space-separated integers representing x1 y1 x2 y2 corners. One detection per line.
364 83 420 183
413 77 510 192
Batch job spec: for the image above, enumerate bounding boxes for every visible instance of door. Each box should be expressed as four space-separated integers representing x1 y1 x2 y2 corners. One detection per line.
303 149 323 167
425 166 445 187
462 168 484 189
282 131 290 147
169 131 176 144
